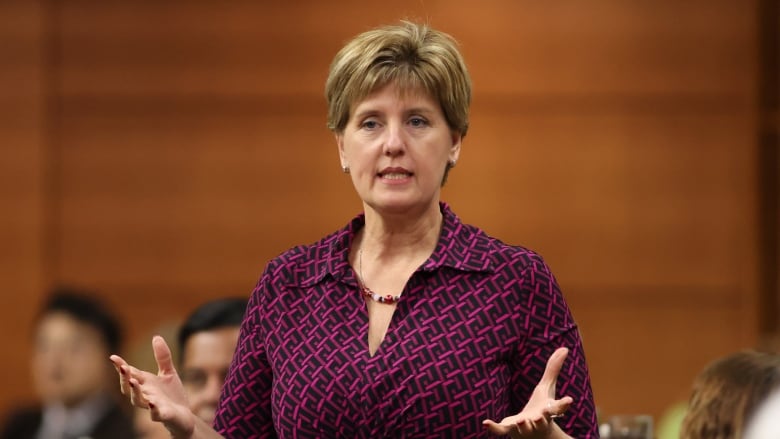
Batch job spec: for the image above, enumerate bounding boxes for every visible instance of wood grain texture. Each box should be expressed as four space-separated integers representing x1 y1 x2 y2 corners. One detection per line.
0 0 47 415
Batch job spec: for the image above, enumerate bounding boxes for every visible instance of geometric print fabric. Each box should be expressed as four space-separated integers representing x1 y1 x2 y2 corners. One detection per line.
214 204 598 438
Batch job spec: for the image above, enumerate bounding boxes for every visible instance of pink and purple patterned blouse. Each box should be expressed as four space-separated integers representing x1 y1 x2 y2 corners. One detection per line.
214 203 598 438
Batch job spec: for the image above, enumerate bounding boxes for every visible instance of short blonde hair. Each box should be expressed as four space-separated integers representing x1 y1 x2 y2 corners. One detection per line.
325 21 471 136
680 351 780 439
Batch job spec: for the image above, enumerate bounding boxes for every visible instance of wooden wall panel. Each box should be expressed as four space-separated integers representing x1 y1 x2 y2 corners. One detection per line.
0 0 762 426
55 101 348 290
56 0 754 97
57 0 450 97
451 110 757 291
0 0 46 415
570 294 749 417
446 1 755 97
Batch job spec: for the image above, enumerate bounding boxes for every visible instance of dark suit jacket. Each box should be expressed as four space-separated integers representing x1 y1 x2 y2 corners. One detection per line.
0 400 135 439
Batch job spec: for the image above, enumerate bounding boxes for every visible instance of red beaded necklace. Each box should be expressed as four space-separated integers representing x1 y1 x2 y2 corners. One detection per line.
358 249 401 304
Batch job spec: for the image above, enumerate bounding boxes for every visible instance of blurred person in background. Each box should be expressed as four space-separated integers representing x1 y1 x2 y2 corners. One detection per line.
679 350 780 439
133 298 246 439
111 21 597 438
1 287 134 439
656 335 780 439
175 298 246 426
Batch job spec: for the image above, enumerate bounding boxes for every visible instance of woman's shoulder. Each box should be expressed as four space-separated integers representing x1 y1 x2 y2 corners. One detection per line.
273 227 346 262
260 226 350 283
471 227 547 266
474 232 556 280
444 205 548 270
440 210 549 275
478 235 563 297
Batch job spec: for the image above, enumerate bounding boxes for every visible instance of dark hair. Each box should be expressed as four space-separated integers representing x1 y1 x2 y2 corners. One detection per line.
177 297 247 360
38 286 123 353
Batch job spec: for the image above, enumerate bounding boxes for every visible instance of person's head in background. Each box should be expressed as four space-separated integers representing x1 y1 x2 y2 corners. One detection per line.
680 350 780 439
32 287 122 408
177 297 246 425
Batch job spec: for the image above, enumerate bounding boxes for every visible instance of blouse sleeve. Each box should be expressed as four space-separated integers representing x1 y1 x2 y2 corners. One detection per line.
213 266 277 438
512 254 600 438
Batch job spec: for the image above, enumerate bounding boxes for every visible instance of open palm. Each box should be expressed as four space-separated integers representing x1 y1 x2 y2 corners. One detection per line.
483 347 574 439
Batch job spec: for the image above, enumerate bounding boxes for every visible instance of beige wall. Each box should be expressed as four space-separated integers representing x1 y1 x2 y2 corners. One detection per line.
0 0 764 423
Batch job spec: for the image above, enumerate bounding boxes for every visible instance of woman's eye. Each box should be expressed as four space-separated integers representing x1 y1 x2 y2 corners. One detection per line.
409 117 428 127
361 120 379 129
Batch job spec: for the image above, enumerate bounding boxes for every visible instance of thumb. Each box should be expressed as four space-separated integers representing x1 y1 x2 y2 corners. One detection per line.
152 335 176 376
539 347 569 396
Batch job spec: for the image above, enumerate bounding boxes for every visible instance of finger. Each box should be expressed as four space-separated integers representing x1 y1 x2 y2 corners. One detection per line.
533 416 549 430
148 400 178 424
152 335 176 376
123 364 148 385
148 401 164 422
118 365 132 395
129 378 150 409
522 416 549 435
508 420 525 439
109 355 131 395
546 396 574 418
482 419 513 435
517 418 534 435
109 355 129 379
539 347 569 397
109 354 126 368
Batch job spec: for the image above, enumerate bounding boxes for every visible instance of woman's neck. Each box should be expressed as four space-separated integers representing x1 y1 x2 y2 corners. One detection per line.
358 202 443 261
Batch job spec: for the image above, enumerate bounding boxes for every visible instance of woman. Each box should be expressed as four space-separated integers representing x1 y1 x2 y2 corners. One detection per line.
112 21 598 438
680 351 780 439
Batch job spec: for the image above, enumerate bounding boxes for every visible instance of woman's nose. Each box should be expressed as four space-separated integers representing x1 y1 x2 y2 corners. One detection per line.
382 123 406 156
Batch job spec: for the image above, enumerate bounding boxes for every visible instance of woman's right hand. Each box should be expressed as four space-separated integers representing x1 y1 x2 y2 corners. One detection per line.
110 335 197 439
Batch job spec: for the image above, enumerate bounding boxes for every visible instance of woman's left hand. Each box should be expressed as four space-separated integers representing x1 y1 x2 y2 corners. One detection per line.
482 347 574 438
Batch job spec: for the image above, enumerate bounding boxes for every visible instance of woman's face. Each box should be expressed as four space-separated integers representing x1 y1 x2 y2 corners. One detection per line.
337 83 461 216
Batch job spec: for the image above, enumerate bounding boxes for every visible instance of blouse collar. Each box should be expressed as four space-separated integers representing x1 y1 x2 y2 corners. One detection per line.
319 202 494 286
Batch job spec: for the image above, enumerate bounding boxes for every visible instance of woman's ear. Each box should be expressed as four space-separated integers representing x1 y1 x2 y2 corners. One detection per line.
336 133 347 169
449 131 462 164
